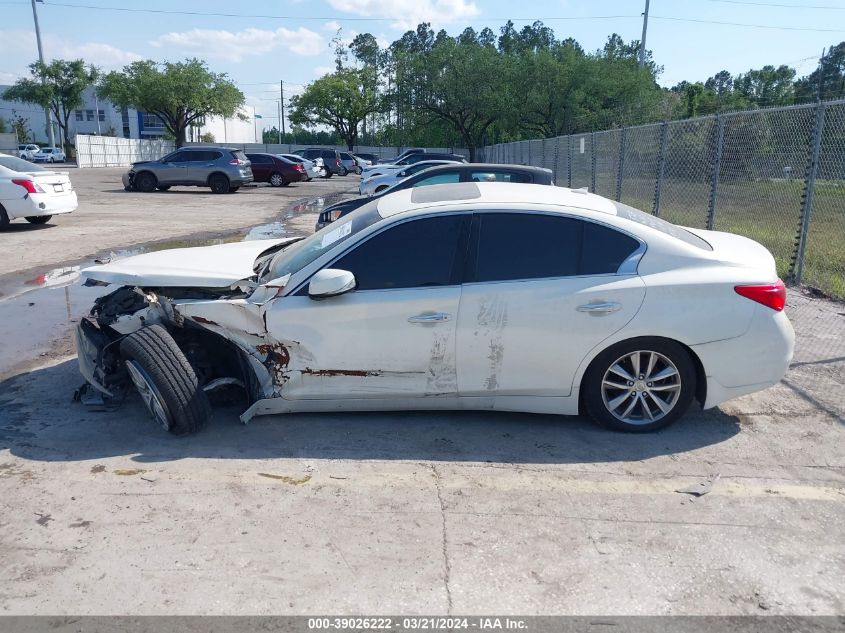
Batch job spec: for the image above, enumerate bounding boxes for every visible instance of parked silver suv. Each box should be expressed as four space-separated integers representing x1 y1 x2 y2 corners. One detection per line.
122 147 253 194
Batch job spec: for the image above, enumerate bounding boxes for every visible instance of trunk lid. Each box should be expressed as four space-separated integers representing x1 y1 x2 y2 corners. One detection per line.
82 238 299 288
29 171 73 195
685 227 778 275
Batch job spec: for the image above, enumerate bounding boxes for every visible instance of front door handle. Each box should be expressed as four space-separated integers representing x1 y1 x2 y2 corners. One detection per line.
576 301 622 315
408 312 451 324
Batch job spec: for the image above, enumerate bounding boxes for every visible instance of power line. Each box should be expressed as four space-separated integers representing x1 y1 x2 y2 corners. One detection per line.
703 0 845 9
651 14 845 32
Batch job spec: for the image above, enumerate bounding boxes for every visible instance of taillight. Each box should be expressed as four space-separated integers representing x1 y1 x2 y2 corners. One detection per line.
294 164 305 172
12 179 44 194
336 159 341 166
328 209 342 222
735 280 786 311
229 157 247 165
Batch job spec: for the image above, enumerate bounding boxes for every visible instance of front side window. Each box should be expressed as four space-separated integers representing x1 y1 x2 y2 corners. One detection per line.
412 173 461 187
331 215 465 291
469 171 532 183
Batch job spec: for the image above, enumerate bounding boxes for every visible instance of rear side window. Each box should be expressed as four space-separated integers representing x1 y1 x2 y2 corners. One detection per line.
614 201 712 250
232 150 248 162
470 213 640 283
247 154 270 164
332 215 465 290
189 150 221 162
469 171 532 183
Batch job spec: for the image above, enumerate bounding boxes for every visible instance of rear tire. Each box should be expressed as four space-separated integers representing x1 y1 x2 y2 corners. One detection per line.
120 324 211 436
375 185 389 193
583 337 696 433
134 172 157 193
269 172 286 187
0 206 9 229
209 173 230 194
228 186 240 193
25 215 52 224
156 185 171 191
322 169 332 179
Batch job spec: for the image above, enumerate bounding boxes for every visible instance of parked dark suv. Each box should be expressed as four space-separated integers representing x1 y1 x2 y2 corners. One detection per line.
122 147 253 194
316 163 554 229
294 148 344 177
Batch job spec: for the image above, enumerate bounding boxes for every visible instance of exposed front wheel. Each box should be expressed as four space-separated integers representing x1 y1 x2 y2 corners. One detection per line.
269 172 286 187
120 325 211 435
583 338 695 432
209 173 230 194
25 215 52 224
134 172 157 193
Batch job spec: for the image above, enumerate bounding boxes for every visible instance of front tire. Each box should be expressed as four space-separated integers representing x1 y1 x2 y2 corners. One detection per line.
269 172 286 187
25 215 52 224
120 325 211 435
134 172 157 193
583 337 695 432
209 173 230 194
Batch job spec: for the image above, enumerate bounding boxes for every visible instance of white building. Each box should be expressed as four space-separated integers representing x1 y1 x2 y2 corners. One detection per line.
0 86 257 145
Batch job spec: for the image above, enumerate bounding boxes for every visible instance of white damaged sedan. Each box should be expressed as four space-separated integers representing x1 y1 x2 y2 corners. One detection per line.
76 182 794 435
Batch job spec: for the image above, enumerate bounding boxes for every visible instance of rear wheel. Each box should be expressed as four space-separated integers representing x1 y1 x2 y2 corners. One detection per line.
209 173 230 194
120 324 211 435
269 172 286 187
156 185 171 191
134 172 157 193
375 185 389 193
228 186 240 193
25 215 52 224
322 168 332 179
339 166 349 176
583 337 695 432
0 205 9 229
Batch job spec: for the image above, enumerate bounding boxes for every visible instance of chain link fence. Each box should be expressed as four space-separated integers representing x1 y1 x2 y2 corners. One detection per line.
481 100 845 420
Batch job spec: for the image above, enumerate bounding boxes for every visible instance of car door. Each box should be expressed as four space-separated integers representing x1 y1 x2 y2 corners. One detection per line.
456 211 647 398
246 154 269 182
265 213 470 400
156 150 190 184
186 150 218 183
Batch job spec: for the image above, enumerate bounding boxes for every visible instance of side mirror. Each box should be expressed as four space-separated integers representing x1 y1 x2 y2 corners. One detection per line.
398 170 407 177
308 268 356 299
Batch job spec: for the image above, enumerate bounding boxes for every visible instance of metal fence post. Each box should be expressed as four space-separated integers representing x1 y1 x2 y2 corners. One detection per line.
552 137 560 184
791 102 827 285
527 140 532 166
567 135 572 188
615 127 626 202
653 121 668 216
590 131 597 193
706 115 725 230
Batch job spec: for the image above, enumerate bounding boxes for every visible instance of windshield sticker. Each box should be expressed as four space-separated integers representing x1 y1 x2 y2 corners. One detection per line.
320 222 352 248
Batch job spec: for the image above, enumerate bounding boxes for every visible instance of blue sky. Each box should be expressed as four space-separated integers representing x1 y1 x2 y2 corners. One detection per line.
1 0 842 126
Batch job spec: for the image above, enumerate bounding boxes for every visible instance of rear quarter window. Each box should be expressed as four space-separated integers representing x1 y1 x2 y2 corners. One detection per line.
614 202 713 251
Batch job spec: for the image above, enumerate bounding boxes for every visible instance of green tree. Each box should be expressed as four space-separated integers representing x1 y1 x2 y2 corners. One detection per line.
289 69 382 150
98 59 244 147
734 65 796 107
0 118 6 134
795 42 845 101
3 59 97 149
9 114 32 143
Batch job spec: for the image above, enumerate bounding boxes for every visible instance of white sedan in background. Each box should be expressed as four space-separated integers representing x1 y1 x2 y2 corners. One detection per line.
76 182 793 436
359 159 463 195
32 147 67 163
277 154 322 180
0 153 78 227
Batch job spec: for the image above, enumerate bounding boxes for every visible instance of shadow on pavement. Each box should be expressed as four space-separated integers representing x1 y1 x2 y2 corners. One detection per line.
1 358 741 465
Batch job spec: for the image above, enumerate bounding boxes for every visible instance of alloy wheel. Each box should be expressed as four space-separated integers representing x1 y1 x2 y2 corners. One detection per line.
125 359 172 431
600 350 682 426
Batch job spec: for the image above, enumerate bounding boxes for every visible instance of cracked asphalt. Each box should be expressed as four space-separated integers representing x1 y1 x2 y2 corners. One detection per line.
0 167 843 615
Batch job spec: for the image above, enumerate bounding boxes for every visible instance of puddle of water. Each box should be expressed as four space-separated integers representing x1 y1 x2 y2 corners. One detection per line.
0 194 341 379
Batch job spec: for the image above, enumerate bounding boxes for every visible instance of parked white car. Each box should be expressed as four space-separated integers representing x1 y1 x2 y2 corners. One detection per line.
0 153 78 227
277 153 321 180
17 144 40 160
32 147 66 163
75 182 794 436
359 159 463 195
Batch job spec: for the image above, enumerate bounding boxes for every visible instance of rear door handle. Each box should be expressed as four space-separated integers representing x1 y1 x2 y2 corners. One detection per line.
576 301 622 315
408 312 451 323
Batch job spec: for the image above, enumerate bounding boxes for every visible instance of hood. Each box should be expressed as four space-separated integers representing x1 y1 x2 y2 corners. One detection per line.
82 238 298 288
131 160 154 168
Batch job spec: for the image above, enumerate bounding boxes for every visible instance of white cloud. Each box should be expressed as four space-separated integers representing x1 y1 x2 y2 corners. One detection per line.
324 21 342 32
313 65 334 78
151 27 325 61
0 30 141 70
325 0 479 29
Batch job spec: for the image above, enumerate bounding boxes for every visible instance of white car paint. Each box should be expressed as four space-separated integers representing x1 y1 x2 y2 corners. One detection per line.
278 154 321 180
78 182 794 429
358 160 462 195
0 152 78 223
17 144 40 160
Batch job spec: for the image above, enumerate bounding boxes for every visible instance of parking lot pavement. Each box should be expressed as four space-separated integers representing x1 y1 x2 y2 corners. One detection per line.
0 171 843 616
0 166 356 276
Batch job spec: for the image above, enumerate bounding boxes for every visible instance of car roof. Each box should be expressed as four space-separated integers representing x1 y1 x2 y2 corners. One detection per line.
376 182 616 218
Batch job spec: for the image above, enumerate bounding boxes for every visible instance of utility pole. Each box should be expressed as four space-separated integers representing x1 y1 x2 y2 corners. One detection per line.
30 0 56 148
639 0 650 68
816 47 826 102
277 100 282 144
280 80 286 137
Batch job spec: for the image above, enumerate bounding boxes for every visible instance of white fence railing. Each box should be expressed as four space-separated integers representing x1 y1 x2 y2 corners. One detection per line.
75 134 175 168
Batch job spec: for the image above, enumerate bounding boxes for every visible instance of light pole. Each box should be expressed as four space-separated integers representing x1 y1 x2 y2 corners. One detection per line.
638 0 650 68
30 0 56 148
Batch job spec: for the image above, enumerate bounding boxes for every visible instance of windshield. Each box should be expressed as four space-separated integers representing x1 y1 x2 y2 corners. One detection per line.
0 156 47 172
265 203 383 280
